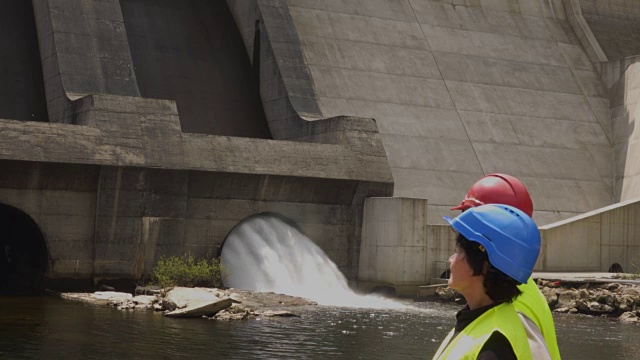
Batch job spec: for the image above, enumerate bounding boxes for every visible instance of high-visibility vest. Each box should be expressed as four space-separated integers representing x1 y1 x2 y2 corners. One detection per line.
514 278 562 360
432 302 533 360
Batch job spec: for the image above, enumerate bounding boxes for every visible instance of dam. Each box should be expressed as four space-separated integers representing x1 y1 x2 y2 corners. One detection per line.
0 0 638 294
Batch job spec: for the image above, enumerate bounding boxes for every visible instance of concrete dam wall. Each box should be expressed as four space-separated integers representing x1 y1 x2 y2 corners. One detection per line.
0 0 393 290
0 0 638 292
270 0 615 225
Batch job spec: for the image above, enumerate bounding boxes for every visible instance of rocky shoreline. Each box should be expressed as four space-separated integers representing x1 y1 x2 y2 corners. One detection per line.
437 279 640 323
59 286 316 320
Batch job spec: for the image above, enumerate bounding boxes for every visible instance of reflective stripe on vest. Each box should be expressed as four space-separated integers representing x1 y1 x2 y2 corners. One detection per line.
514 278 562 360
432 302 532 360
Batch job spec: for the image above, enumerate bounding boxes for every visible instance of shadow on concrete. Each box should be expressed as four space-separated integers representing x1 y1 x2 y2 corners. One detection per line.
610 62 635 202
120 0 272 138
0 204 48 295
0 0 48 122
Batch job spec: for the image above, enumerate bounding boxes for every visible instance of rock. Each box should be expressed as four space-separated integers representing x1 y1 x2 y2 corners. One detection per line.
578 289 589 299
163 287 222 311
214 310 250 321
622 287 640 298
556 290 578 309
554 307 570 313
165 298 233 318
117 302 136 310
436 287 457 301
135 286 163 296
619 312 640 323
98 285 115 292
260 310 299 317
132 295 157 306
616 295 635 312
229 293 244 303
577 300 615 314
153 303 164 311
608 283 621 291
543 292 558 307
91 292 133 305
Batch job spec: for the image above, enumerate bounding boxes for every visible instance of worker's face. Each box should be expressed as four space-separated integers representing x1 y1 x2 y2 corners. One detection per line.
448 244 476 293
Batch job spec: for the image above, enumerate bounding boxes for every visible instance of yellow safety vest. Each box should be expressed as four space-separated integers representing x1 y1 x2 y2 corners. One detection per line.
432 302 532 360
514 278 561 360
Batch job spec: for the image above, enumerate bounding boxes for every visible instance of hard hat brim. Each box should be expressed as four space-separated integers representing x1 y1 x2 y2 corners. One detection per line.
450 204 468 211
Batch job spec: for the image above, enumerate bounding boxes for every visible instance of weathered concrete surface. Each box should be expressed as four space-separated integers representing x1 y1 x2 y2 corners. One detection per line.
0 157 391 281
610 62 640 201
235 0 616 225
535 198 640 273
0 1 394 285
120 0 271 137
0 95 391 183
358 197 455 296
0 0 48 122
32 0 140 123
578 0 640 62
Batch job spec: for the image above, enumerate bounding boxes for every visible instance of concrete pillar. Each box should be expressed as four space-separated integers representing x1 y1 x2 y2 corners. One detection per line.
358 197 429 297
32 0 139 123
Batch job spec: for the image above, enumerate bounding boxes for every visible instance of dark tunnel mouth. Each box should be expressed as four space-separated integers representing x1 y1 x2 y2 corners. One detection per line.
0 203 49 294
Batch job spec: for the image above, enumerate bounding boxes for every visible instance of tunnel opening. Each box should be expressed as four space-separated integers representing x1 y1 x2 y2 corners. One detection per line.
120 0 272 138
0 204 48 294
0 0 49 122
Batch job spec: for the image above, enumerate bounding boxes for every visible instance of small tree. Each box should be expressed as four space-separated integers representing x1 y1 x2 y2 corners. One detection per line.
150 255 223 288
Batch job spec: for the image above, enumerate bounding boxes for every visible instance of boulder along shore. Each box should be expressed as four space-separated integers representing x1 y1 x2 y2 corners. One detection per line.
437 279 640 323
59 286 316 320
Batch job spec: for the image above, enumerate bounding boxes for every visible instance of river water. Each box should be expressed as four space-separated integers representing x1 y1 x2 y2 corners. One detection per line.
5 215 636 359
1 295 639 359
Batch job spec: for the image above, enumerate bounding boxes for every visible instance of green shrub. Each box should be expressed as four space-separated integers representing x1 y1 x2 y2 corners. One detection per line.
150 255 223 288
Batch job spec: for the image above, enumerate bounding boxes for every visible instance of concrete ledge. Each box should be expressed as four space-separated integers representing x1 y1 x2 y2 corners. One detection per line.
0 95 392 184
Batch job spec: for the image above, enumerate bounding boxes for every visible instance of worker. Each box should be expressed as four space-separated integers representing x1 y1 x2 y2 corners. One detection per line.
451 174 561 359
433 204 550 360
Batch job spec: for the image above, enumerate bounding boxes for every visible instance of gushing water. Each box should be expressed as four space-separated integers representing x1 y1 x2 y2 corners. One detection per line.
220 214 403 308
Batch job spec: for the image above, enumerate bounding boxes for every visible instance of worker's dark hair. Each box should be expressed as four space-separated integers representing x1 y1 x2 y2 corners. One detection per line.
456 234 522 303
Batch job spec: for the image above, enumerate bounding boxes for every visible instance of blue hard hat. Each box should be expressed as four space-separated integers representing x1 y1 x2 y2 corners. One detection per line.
443 204 540 284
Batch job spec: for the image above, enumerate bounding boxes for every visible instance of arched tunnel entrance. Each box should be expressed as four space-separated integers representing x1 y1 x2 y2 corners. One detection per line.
0 204 48 294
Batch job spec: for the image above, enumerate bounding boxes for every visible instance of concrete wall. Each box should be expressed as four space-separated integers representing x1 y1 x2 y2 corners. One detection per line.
611 62 640 201
274 0 614 225
120 0 272 137
358 197 455 296
93 167 366 280
0 0 48 121
32 0 140 123
0 159 386 283
578 0 640 62
0 161 100 279
537 198 640 273
0 0 395 287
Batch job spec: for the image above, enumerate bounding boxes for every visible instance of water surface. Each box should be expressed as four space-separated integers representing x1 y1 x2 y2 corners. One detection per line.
1 295 637 359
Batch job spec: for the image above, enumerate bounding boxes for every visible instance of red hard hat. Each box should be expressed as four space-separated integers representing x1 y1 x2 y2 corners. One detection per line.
451 173 534 216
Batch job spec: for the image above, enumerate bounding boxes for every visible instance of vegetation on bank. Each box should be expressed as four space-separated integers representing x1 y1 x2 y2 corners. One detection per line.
150 255 224 288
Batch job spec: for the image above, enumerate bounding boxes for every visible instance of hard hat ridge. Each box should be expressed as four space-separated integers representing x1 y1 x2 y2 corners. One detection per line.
451 173 533 217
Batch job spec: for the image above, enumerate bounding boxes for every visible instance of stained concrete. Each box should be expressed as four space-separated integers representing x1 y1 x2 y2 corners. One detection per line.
611 62 640 201
267 0 615 225
120 0 272 137
0 0 393 288
536 198 640 274
0 0 48 122
2 0 640 290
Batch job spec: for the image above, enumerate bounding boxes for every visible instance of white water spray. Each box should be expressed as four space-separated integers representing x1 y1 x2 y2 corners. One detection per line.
220 214 404 309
